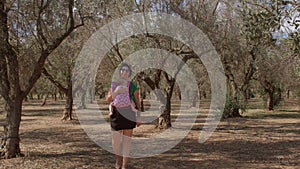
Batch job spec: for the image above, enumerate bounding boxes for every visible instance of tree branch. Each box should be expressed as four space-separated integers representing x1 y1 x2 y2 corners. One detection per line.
42 68 68 94
21 0 84 98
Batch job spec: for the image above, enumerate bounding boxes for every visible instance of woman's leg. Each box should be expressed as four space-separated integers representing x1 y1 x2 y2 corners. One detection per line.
122 129 133 169
112 130 122 168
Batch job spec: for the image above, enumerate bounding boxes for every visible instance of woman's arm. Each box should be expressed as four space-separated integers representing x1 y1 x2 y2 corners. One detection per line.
133 90 141 127
106 88 113 102
133 90 141 111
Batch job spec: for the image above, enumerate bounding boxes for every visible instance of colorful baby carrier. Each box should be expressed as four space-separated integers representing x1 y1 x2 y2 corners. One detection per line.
111 81 132 108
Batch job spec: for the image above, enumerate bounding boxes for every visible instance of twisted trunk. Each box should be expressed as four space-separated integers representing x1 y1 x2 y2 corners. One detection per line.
224 65 241 118
0 0 83 158
158 94 172 129
62 83 73 120
0 1 23 158
1 99 23 158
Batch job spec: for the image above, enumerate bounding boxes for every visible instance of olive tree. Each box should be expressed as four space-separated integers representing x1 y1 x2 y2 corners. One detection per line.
0 0 84 158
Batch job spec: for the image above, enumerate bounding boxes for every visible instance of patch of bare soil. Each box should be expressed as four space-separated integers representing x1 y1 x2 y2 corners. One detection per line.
0 99 299 169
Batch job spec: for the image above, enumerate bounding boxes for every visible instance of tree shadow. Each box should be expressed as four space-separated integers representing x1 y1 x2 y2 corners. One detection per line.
262 112 300 119
116 133 300 169
22 109 62 117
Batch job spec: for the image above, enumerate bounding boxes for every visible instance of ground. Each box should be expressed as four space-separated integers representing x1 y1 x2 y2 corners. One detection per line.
0 98 299 169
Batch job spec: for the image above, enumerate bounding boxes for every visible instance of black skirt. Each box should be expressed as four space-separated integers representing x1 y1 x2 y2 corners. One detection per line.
110 106 136 131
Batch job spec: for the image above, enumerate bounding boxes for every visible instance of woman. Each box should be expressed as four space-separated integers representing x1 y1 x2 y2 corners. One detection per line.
106 63 141 169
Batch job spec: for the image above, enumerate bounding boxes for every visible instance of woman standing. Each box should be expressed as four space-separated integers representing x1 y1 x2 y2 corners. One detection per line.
106 63 141 169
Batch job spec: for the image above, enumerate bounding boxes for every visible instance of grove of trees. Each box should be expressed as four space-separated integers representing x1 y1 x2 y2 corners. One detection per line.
0 0 299 159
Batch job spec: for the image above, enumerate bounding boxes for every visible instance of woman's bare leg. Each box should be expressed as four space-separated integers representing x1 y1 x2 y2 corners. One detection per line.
122 129 133 169
112 130 122 168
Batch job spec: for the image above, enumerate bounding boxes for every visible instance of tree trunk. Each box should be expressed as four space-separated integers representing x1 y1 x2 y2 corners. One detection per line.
267 90 275 111
52 93 57 101
157 80 175 129
260 79 276 111
62 84 73 120
37 94 42 100
28 93 33 100
1 99 24 158
175 86 181 100
41 94 48 106
190 90 197 108
1 0 83 159
202 90 207 99
0 1 23 158
140 91 146 112
229 85 241 117
285 89 290 99
264 85 277 111
87 87 94 104
157 97 172 129
224 70 242 118
42 67 74 120
242 89 248 104
59 91 64 100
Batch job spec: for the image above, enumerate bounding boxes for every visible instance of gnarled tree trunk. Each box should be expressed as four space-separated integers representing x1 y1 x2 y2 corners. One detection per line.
1 99 23 158
42 68 74 121
0 0 83 158
260 78 277 111
0 1 23 158
267 90 275 111
157 95 172 129
229 83 241 117
224 66 242 118
62 84 73 120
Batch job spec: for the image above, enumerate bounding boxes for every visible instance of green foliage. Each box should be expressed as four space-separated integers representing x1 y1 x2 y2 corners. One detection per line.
294 88 300 98
289 31 300 56
33 76 58 97
239 0 282 45
223 95 239 118
222 84 246 118
259 83 282 109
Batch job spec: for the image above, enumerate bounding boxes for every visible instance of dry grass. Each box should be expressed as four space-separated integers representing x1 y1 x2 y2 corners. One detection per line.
0 98 299 169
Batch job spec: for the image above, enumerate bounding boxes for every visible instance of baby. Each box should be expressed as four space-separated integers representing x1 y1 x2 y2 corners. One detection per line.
109 77 138 116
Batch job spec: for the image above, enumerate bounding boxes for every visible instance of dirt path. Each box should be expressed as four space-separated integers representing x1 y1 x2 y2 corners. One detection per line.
0 99 299 169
